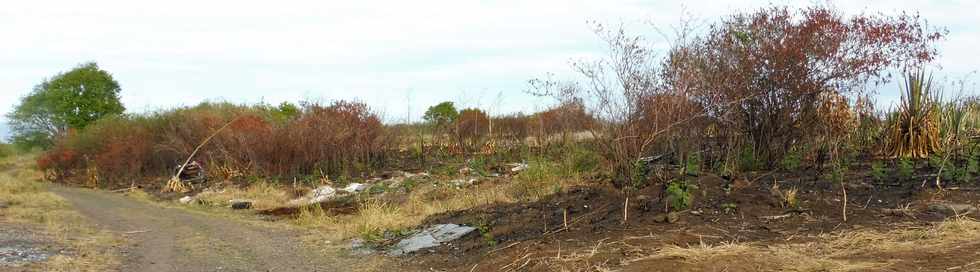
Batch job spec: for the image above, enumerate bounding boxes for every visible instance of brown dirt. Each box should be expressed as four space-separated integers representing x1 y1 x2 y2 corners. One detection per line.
50 186 363 272
398 168 980 272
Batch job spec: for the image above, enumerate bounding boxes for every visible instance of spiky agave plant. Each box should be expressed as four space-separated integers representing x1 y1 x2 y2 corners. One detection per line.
884 70 940 158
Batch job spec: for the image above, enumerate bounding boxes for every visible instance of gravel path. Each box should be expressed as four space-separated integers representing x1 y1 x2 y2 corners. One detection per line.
0 223 56 271
51 186 350 272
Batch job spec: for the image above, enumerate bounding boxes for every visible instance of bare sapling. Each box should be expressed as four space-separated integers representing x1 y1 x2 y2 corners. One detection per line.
164 116 242 193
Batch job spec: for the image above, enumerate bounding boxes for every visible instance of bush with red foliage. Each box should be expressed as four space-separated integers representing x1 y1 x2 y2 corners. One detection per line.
38 100 390 186
455 108 490 152
664 5 946 165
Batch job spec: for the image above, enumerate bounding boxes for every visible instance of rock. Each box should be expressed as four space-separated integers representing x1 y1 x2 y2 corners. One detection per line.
229 199 253 210
0 201 9 209
928 203 977 216
178 196 194 204
387 224 477 256
654 212 681 223
342 183 369 193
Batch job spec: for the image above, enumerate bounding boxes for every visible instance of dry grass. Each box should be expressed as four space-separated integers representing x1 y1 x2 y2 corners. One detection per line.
191 181 292 210
0 155 120 271
622 217 980 271
293 163 583 241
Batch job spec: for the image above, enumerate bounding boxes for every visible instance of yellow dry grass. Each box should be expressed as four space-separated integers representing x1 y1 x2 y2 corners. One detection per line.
626 217 980 271
190 181 292 211
0 155 121 271
294 162 582 241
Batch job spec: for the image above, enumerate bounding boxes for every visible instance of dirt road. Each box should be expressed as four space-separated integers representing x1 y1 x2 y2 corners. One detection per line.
52 186 352 272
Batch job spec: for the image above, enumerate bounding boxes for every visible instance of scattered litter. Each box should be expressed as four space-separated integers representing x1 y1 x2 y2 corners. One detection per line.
404 172 430 179
507 163 528 173
450 178 479 188
761 213 794 220
0 245 50 267
387 224 477 256
288 186 338 206
342 183 369 193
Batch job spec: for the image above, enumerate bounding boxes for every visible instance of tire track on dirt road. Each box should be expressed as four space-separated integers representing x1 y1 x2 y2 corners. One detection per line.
51 186 350 272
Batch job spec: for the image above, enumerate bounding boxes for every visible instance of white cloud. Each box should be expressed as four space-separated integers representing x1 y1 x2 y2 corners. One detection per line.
1 0 977 138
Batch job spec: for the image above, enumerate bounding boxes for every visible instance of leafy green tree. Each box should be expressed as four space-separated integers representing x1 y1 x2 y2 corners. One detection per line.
267 101 301 124
423 101 459 127
6 62 125 149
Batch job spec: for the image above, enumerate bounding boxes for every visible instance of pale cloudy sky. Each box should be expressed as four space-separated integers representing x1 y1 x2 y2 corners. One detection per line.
1 0 977 140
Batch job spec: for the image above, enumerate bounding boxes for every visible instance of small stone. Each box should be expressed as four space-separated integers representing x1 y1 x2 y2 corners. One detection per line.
178 196 193 204
229 200 253 210
0 201 9 209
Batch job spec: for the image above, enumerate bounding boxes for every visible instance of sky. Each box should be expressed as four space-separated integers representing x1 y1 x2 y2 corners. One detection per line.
1 0 977 141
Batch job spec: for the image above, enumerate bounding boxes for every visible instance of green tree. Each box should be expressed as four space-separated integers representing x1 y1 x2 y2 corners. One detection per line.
6 62 125 149
423 101 459 127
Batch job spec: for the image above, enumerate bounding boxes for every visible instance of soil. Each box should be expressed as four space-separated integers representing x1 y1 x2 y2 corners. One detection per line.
400 168 980 271
50 186 363 272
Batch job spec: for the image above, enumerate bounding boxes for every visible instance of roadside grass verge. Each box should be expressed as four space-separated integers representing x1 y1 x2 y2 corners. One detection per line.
0 155 121 271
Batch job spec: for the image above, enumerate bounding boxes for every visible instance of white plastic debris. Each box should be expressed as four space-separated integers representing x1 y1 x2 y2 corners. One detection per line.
508 163 528 173
387 224 477 256
342 183 369 193
288 185 338 206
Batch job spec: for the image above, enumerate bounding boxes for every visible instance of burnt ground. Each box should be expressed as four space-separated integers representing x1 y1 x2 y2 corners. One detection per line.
393 166 980 271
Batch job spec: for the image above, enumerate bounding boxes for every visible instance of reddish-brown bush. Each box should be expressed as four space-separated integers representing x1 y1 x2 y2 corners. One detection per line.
38 101 391 186
664 6 945 166
455 108 490 152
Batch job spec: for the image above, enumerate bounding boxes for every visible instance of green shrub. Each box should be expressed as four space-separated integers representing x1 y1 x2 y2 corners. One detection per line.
968 153 979 175
781 149 802 171
666 180 697 211
870 161 887 182
897 158 915 181
684 153 702 176
824 162 847 184
737 145 763 171
568 147 600 174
